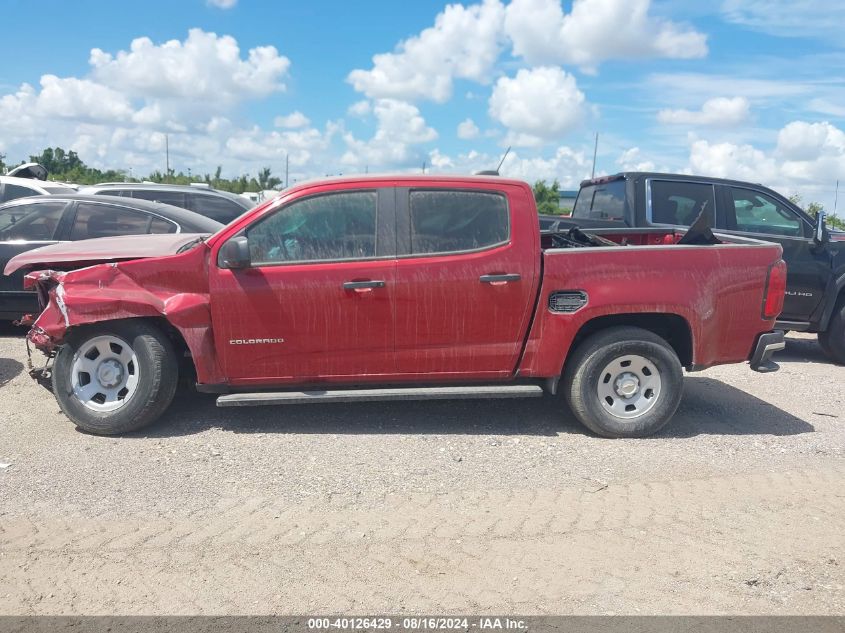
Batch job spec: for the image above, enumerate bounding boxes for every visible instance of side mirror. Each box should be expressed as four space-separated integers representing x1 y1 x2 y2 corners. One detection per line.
814 211 829 246
220 236 251 269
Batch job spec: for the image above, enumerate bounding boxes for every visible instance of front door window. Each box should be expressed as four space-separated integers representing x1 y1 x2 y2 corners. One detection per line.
211 189 393 382
247 191 378 264
728 187 803 237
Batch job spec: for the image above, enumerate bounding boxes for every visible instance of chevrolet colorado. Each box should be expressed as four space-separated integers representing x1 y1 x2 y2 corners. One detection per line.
5 175 786 438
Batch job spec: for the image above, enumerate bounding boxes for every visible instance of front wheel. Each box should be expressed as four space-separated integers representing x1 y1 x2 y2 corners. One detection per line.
52 320 179 435
563 326 684 438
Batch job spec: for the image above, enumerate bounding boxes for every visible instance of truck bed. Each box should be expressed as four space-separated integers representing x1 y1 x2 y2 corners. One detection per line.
520 226 783 376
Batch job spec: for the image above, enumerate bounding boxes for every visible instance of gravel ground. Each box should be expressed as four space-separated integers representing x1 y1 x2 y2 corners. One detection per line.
0 326 843 614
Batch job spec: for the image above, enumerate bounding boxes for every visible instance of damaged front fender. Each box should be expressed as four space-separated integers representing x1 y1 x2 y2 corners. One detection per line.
24 245 226 385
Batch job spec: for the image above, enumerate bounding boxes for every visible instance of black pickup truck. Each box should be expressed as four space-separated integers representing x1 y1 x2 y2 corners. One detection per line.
545 172 845 364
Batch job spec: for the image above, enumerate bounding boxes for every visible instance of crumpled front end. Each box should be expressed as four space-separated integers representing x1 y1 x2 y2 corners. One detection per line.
22 269 70 352
21 246 227 385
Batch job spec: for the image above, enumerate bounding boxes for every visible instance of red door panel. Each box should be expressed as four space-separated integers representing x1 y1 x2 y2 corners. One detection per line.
392 186 538 378
210 260 395 384
207 187 397 385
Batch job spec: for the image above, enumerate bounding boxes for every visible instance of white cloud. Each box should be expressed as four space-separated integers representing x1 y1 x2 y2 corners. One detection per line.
617 147 656 172
347 100 372 118
0 30 303 179
488 67 586 146
505 0 707 72
720 0 845 41
274 111 310 129
657 97 751 127
428 149 455 170
207 0 237 7
372 100 437 144
457 118 480 140
225 123 338 167
348 0 708 103
641 70 812 117
0 76 134 127
777 121 845 162
36 75 134 122
502 146 592 184
648 72 810 102
688 138 778 183
341 99 437 168
89 28 290 109
686 120 845 209
347 0 505 103
808 98 845 118
421 145 592 187
775 121 845 185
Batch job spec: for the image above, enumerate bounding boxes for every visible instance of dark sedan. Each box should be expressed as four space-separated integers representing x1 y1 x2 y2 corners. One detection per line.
0 194 222 320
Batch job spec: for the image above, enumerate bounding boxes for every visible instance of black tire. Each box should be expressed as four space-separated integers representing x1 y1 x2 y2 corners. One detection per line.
818 331 833 358
563 326 684 438
818 299 845 365
52 320 179 435
177 356 198 393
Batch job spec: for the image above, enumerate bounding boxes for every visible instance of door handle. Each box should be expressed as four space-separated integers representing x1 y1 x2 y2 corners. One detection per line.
480 273 521 285
342 280 386 293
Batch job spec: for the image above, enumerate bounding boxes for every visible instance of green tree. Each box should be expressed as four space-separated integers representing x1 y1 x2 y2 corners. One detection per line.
257 166 281 190
15 146 363 204
29 147 83 175
789 194 845 231
533 179 562 215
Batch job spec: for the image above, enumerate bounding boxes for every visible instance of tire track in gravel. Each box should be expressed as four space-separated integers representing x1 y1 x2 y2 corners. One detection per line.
2 466 843 614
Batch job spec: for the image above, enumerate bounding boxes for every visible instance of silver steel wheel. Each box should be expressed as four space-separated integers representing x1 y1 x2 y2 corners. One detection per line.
596 354 661 420
70 335 140 412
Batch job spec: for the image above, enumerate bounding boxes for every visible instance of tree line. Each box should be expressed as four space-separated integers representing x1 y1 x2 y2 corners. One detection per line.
0 147 283 195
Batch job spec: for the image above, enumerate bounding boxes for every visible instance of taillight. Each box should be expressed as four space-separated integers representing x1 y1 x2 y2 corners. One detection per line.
762 259 787 319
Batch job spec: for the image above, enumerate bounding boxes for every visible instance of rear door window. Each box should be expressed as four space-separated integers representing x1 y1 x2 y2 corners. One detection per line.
408 190 509 255
187 193 246 223
572 181 626 221
149 216 179 234
0 183 40 203
0 201 67 241
70 203 177 239
130 189 187 208
649 181 716 226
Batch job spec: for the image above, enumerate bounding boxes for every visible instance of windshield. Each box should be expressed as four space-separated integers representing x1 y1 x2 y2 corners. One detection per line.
572 180 626 221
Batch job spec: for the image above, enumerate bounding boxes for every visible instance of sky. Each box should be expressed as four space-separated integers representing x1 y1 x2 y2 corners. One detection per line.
1 0 844 211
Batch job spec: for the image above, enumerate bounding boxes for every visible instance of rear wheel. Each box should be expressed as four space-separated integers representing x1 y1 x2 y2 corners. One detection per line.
819 300 845 365
52 320 179 435
563 326 684 438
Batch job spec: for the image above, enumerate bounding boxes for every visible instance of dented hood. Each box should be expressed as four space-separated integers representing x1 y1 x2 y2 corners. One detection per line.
4 233 210 275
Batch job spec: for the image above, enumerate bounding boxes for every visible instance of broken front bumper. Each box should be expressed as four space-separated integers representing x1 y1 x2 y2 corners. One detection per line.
749 330 785 373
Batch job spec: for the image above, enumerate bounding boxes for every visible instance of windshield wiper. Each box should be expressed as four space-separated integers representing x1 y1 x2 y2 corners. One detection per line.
176 235 209 253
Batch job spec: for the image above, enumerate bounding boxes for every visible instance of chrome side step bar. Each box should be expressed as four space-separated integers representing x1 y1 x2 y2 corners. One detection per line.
216 385 544 407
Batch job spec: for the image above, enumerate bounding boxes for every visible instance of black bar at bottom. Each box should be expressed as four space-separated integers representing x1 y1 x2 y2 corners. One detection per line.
0 616 842 633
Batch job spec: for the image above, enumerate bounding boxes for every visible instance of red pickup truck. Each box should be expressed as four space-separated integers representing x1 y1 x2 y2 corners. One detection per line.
6 175 787 438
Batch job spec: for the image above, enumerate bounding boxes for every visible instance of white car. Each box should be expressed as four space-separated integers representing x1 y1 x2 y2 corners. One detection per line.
0 175 76 203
